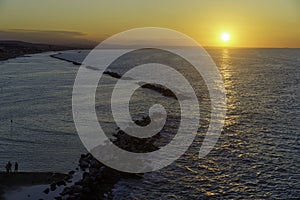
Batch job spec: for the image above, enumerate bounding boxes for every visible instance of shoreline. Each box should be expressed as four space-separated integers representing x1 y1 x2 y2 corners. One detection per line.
0 41 75 61
0 116 158 199
0 172 70 199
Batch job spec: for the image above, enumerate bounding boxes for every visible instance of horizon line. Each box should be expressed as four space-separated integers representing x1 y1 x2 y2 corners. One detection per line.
1 40 300 49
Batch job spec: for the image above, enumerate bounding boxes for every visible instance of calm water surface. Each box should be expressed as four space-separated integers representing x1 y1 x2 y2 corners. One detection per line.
0 49 299 199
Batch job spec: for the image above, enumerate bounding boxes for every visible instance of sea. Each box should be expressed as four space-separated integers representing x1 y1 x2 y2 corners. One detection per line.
0 48 299 199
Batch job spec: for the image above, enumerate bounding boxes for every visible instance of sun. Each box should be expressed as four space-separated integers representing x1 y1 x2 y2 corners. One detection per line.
221 32 231 42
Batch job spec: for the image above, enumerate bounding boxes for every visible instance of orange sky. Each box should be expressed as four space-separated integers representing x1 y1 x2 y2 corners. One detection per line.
0 0 300 47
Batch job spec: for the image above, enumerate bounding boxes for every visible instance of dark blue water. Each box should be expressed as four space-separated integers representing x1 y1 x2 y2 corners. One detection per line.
0 53 86 172
0 49 299 199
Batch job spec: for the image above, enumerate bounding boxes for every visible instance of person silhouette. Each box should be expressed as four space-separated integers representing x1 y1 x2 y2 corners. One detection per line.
8 161 12 173
14 162 18 173
5 163 9 173
10 120 13 132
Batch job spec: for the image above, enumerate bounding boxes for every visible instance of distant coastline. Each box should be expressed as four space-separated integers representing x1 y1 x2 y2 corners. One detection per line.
0 41 75 61
0 40 298 63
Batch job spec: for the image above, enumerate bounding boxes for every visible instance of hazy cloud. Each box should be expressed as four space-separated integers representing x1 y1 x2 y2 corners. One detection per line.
0 29 98 47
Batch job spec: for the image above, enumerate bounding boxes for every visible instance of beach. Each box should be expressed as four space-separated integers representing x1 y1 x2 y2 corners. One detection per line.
0 172 70 199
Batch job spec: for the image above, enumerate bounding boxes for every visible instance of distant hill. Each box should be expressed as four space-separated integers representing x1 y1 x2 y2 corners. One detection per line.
0 40 79 61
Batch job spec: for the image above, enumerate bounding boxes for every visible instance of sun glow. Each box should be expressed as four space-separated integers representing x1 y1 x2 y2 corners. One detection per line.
221 32 231 42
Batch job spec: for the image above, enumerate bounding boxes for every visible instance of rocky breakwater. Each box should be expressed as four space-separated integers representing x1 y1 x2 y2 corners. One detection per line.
48 116 163 200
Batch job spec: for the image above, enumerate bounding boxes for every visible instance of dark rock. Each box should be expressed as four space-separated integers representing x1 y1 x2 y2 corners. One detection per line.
43 188 50 194
66 179 72 183
141 83 177 99
79 193 90 200
74 181 82 186
80 154 86 159
89 167 99 176
66 195 77 200
90 159 102 169
72 61 81 65
60 187 72 196
56 180 66 186
74 193 81 198
82 172 90 179
103 71 121 79
55 117 157 199
73 185 82 193
79 160 89 169
50 182 57 191
82 186 91 194
82 176 93 185
68 170 75 175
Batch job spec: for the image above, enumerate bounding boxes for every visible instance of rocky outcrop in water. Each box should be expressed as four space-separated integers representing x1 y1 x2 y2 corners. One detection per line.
47 117 160 200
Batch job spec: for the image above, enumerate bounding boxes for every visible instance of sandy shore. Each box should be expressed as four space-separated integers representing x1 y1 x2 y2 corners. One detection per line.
0 172 70 199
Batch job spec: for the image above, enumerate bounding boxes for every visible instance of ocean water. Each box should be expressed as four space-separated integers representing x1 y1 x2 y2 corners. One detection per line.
0 53 86 172
0 49 299 199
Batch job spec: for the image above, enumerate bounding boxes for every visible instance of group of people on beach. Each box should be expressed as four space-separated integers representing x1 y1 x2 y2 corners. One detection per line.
5 161 18 173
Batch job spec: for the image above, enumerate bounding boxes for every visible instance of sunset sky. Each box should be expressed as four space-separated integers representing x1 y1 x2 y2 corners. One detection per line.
0 0 300 47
